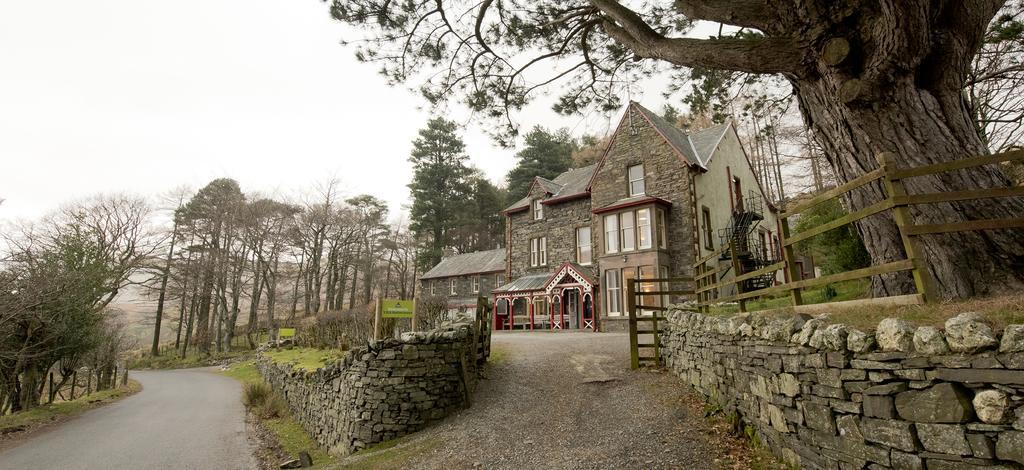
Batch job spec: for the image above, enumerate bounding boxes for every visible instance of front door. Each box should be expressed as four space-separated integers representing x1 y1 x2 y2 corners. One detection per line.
564 289 580 329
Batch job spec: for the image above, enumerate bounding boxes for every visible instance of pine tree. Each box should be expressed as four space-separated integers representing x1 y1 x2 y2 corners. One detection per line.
407 118 473 271
505 127 577 201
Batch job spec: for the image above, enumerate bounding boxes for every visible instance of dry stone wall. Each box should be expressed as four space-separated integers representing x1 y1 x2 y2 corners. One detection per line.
257 320 484 455
661 308 1024 469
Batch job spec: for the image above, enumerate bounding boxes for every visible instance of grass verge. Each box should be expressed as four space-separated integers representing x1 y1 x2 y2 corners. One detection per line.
338 434 442 470
128 349 254 370
0 380 142 437
262 348 345 372
220 360 335 469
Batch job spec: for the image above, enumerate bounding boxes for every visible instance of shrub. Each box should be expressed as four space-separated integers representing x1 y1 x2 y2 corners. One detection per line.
258 391 288 419
243 381 288 419
243 382 273 408
294 305 375 349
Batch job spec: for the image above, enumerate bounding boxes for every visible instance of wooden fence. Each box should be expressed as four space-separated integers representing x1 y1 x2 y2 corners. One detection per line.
690 149 1024 314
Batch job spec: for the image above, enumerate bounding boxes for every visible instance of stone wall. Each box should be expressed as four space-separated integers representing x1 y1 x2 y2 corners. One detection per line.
257 320 485 455
507 195 593 281
661 309 1024 469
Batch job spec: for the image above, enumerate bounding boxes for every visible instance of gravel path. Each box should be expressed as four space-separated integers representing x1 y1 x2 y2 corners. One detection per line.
339 331 718 470
0 368 256 470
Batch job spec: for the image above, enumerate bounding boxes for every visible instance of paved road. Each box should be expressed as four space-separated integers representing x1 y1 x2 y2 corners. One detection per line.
0 368 256 470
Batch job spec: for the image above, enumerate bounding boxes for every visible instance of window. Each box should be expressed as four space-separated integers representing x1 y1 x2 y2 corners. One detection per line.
637 208 652 249
622 268 636 315
430 281 436 295
533 199 543 220
701 207 714 250
530 237 547 266
605 269 621 316
472 275 480 293
628 164 646 196
533 298 547 320
639 265 658 312
496 273 506 287
449 278 457 295
620 211 636 251
576 227 592 265
657 209 667 249
604 215 619 254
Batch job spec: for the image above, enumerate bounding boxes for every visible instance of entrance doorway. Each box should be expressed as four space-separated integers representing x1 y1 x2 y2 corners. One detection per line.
563 289 580 329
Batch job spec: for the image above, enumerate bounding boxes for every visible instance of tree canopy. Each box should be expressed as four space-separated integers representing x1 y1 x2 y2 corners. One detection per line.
505 127 577 201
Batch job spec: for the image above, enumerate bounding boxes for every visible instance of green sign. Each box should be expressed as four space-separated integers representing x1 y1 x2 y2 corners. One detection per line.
381 299 415 318
278 327 296 338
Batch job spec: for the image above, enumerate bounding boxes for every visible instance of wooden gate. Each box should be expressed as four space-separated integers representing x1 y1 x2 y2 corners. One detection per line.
627 277 694 369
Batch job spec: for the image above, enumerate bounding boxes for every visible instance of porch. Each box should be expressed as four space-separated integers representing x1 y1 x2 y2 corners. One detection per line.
492 263 599 332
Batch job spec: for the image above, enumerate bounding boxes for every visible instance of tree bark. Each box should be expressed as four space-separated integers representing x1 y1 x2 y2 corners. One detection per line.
793 72 1024 299
151 218 179 356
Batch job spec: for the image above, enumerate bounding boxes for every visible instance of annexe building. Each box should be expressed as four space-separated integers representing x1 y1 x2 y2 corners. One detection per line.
418 248 506 314
419 102 789 331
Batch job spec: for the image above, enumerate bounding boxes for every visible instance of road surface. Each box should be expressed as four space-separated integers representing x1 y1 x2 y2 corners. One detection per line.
0 368 256 470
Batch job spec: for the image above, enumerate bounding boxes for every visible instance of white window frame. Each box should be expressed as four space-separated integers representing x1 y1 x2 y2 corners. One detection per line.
628 164 646 197
539 237 547 266
620 211 636 252
430 281 436 296
576 226 592 265
605 269 621 316
604 215 619 254
533 199 544 220
496 273 505 287
637 208 652 249
472 275 480 293
530 238 539 267
657 208 668 249
449 278 457 295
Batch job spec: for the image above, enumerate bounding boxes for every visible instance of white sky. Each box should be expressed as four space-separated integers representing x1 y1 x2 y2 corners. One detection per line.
1 0 700 223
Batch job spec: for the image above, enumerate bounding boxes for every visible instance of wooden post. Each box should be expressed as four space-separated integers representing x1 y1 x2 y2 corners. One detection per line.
728 239 747 312
877 152 936 302
528 297 534 331
372 297 383 341
411 298 418 333
122 367 128 387
780 218 804 307
48 372 55 404
627 278 639 369
86 372 92 396
70 370 77 400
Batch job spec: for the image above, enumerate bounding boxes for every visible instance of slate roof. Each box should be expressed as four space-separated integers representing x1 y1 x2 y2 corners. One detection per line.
630 102 734 168
420 248 507 280
688 122 731 166
503 164 597 212
631 103 702 167
592 195 672 214
493 273 552 293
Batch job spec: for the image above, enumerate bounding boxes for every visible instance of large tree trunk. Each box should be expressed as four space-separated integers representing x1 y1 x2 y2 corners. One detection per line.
794 69 1024 299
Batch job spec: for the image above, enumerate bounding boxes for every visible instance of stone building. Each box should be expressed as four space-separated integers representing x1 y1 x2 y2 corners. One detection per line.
418 248 506 314
421 102 793 331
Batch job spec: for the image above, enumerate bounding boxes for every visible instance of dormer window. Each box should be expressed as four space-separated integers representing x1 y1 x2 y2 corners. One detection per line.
533 199 544 220
628 164 645 196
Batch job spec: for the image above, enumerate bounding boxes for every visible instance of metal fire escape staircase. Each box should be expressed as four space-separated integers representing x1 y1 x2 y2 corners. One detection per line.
717 193 779 291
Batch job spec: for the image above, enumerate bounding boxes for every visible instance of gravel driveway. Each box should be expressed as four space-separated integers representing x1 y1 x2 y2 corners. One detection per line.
338 331 717 470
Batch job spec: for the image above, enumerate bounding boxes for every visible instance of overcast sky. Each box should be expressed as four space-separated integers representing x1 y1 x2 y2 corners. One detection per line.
0 1 696 224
